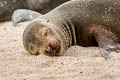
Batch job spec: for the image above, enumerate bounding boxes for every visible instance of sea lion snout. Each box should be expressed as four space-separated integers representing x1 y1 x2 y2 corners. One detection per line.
26 36 62 56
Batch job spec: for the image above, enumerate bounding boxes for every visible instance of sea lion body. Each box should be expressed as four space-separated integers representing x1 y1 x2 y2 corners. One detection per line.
23 0 120 59
0 0 70 22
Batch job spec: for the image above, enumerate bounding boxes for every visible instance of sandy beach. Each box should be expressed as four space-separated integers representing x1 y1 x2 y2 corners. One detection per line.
0 21 120 80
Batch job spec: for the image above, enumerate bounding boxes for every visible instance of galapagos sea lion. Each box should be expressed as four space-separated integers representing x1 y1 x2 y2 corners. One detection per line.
23 0 120 59
12 9 42 26
0 0 70 22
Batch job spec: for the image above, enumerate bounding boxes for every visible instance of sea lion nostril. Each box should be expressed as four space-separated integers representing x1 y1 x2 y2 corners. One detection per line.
29 44 36 53
30 45 34 51
29 44 40 55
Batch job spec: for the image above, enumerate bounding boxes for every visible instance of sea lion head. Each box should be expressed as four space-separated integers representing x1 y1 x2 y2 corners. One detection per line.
23 19 64 56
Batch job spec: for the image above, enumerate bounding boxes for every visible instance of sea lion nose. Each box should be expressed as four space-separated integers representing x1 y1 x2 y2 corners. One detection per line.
29 44 38 55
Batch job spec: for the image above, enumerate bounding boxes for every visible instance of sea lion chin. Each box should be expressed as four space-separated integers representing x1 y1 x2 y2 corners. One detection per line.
23 20 64 56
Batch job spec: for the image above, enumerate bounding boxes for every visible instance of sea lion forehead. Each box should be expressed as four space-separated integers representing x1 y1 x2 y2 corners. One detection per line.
29 19 51 29
27 19 57 36
23 20 47 36
23 19 56 44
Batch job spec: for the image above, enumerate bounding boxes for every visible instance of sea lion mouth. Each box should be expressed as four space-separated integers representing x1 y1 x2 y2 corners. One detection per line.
27 37 62 56
24 37 63 56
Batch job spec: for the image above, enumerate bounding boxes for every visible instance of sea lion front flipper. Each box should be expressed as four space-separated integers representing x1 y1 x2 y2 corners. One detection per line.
93 25 120 59
12 9 42 27
100 48 112 59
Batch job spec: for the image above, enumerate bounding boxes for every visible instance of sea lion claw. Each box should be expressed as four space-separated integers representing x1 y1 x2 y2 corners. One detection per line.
100 48 112 59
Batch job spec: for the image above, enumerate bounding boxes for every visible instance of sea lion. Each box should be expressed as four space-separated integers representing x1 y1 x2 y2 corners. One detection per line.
0 0 70 22
23 0 120 59
12 9 42 26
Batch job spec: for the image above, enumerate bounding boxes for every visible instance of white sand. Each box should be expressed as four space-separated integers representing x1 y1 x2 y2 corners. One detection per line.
0 21 120 80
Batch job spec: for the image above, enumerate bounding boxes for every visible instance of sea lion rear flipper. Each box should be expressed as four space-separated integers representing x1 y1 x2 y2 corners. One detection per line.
12 9 42 27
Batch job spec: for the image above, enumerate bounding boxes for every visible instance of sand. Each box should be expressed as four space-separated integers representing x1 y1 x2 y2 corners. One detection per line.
0 21 120 80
